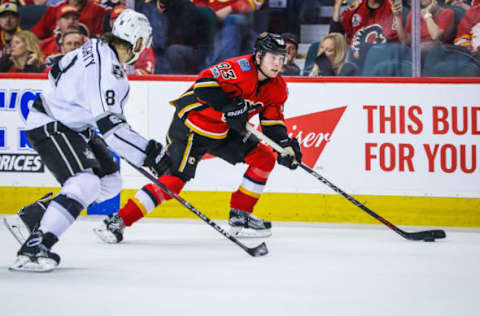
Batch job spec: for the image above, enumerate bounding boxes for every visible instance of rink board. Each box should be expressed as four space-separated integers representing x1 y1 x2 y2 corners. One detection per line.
0 75 479 226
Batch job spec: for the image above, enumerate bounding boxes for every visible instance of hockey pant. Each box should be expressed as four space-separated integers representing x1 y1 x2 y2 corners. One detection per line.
25 121 121 238
118 118 276 226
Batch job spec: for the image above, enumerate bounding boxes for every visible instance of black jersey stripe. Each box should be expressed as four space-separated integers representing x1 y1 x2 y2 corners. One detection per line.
113 131 146 154
96 40 107 112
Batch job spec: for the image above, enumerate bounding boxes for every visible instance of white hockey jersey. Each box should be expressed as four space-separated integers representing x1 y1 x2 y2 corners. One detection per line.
26 38 149 167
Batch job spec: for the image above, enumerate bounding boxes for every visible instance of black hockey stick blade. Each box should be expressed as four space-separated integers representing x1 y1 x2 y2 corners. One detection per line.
245 125 448 242
405 229 446 241
245 241 268 257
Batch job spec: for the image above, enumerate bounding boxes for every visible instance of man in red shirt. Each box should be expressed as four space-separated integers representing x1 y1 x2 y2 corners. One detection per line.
43 26 85 67
331 0 400 56
32 0 107 39
0 2 20 58
40 4 79 59
454 4 480 54
398 0 455 50
94 33 303 243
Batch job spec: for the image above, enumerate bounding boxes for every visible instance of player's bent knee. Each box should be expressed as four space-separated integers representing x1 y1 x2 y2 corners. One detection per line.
60 170 101 208
247 144 276 172
144 174 185 202
97 172 122 203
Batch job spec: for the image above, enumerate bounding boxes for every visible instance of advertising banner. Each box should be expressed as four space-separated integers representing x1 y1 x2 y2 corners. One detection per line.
0 78 478 199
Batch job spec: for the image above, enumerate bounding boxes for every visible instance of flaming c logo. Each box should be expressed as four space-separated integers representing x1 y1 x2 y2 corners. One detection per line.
203 106 347 167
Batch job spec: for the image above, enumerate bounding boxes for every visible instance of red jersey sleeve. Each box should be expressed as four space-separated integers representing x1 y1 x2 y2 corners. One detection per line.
454 6 480 49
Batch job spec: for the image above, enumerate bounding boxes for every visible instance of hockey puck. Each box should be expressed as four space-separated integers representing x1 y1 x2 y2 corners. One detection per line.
423 236 435 242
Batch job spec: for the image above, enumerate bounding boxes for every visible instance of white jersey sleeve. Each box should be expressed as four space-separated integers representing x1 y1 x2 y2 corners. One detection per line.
41 38 149 167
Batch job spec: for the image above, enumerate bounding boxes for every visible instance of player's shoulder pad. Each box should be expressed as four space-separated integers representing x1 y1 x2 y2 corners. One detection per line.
207 58 243 81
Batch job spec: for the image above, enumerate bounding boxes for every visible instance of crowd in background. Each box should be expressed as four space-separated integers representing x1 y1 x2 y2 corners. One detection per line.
0 0 479 76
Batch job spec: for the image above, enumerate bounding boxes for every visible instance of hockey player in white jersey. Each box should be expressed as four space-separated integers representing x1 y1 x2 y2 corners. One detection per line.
7 9 170 272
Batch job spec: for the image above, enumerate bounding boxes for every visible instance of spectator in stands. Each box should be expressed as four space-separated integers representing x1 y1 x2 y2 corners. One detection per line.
454 4 480 56
0 2 20 58
309 32 351 76
331 0 401 59
280 32 300 76
93 0 125 10
0 1 47 5
44 26 84 66
108 4 155 74
140 0 215 74
194 0 264 66
135 0 168 73
397 0 455 52
446 0 472 11
40 4 79 59
0 30 44 72
32 0 107 39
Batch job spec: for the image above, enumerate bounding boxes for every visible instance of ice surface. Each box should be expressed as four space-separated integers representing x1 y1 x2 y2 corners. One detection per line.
1 216 479 316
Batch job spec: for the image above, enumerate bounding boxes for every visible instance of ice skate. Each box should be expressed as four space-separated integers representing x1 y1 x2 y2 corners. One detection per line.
228 208 272 238
9 230 60 273
93 213 125 244
4 192 53 244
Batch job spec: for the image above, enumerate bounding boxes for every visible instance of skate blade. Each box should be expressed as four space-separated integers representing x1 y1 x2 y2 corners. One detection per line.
229 226 272 238
9 256 57 273
3 217 27 245
93 227 120 244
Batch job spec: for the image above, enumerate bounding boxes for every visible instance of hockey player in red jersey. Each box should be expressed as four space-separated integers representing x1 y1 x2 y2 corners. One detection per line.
94 32 302 242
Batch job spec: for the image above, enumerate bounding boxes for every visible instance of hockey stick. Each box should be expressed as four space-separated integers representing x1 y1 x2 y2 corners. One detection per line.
3 217 24 245
246 125 446 241
127 161 268 257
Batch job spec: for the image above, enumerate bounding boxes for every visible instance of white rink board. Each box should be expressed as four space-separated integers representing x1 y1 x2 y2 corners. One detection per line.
0 78 478 198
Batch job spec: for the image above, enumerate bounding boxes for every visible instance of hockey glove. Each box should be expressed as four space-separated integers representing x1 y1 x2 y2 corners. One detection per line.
224 98 261 135
277 138 302 170
143 140 171 177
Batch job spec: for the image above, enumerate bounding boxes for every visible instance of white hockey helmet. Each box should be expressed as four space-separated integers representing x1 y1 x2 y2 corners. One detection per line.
112 9 152 65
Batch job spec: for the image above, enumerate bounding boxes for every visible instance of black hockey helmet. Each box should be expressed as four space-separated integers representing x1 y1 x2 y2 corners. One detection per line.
254 32 287 57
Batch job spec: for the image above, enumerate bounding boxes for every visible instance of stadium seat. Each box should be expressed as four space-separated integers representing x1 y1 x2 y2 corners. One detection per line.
302 41 320 76
19 5 47 31
361 43 412 76
422 45 480 77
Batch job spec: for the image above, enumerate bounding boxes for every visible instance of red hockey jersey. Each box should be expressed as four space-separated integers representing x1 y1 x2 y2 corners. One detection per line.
340 0 399 47
134 46 155 75
192 0 263 13
170 54 288 139
454 5 480 52
31 1 108 39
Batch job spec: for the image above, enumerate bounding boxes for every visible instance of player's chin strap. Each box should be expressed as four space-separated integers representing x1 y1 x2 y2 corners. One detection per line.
254 54 274 81
245 124 447 242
